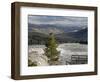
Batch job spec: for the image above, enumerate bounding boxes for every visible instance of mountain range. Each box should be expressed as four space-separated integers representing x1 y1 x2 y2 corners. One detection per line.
28 23 86 34
28 24 88 45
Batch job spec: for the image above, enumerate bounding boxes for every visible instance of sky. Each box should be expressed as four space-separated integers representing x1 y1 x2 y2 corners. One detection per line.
28 15 88 31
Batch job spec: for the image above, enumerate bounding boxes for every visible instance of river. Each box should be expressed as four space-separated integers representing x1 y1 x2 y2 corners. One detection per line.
28 43 87 66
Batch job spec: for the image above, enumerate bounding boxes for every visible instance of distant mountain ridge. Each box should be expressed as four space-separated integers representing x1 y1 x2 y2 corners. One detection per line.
28 27 88 45
56 28 87 41
28 23 87 34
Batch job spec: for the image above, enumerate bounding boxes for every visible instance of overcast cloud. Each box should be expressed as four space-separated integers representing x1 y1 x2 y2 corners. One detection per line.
28 15 88 28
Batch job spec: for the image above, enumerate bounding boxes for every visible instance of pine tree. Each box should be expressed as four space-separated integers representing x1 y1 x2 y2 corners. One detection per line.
44 33 60 65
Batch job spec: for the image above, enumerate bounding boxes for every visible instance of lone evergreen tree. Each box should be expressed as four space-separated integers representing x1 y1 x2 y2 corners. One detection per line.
44 33 60 65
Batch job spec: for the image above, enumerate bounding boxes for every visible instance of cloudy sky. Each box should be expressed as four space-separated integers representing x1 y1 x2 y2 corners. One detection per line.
28 15 88 29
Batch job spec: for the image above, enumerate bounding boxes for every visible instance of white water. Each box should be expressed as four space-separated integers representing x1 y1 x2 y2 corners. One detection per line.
28 43 87 66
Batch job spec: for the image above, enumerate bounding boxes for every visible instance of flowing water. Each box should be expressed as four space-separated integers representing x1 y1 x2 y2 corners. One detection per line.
28 43 87 66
